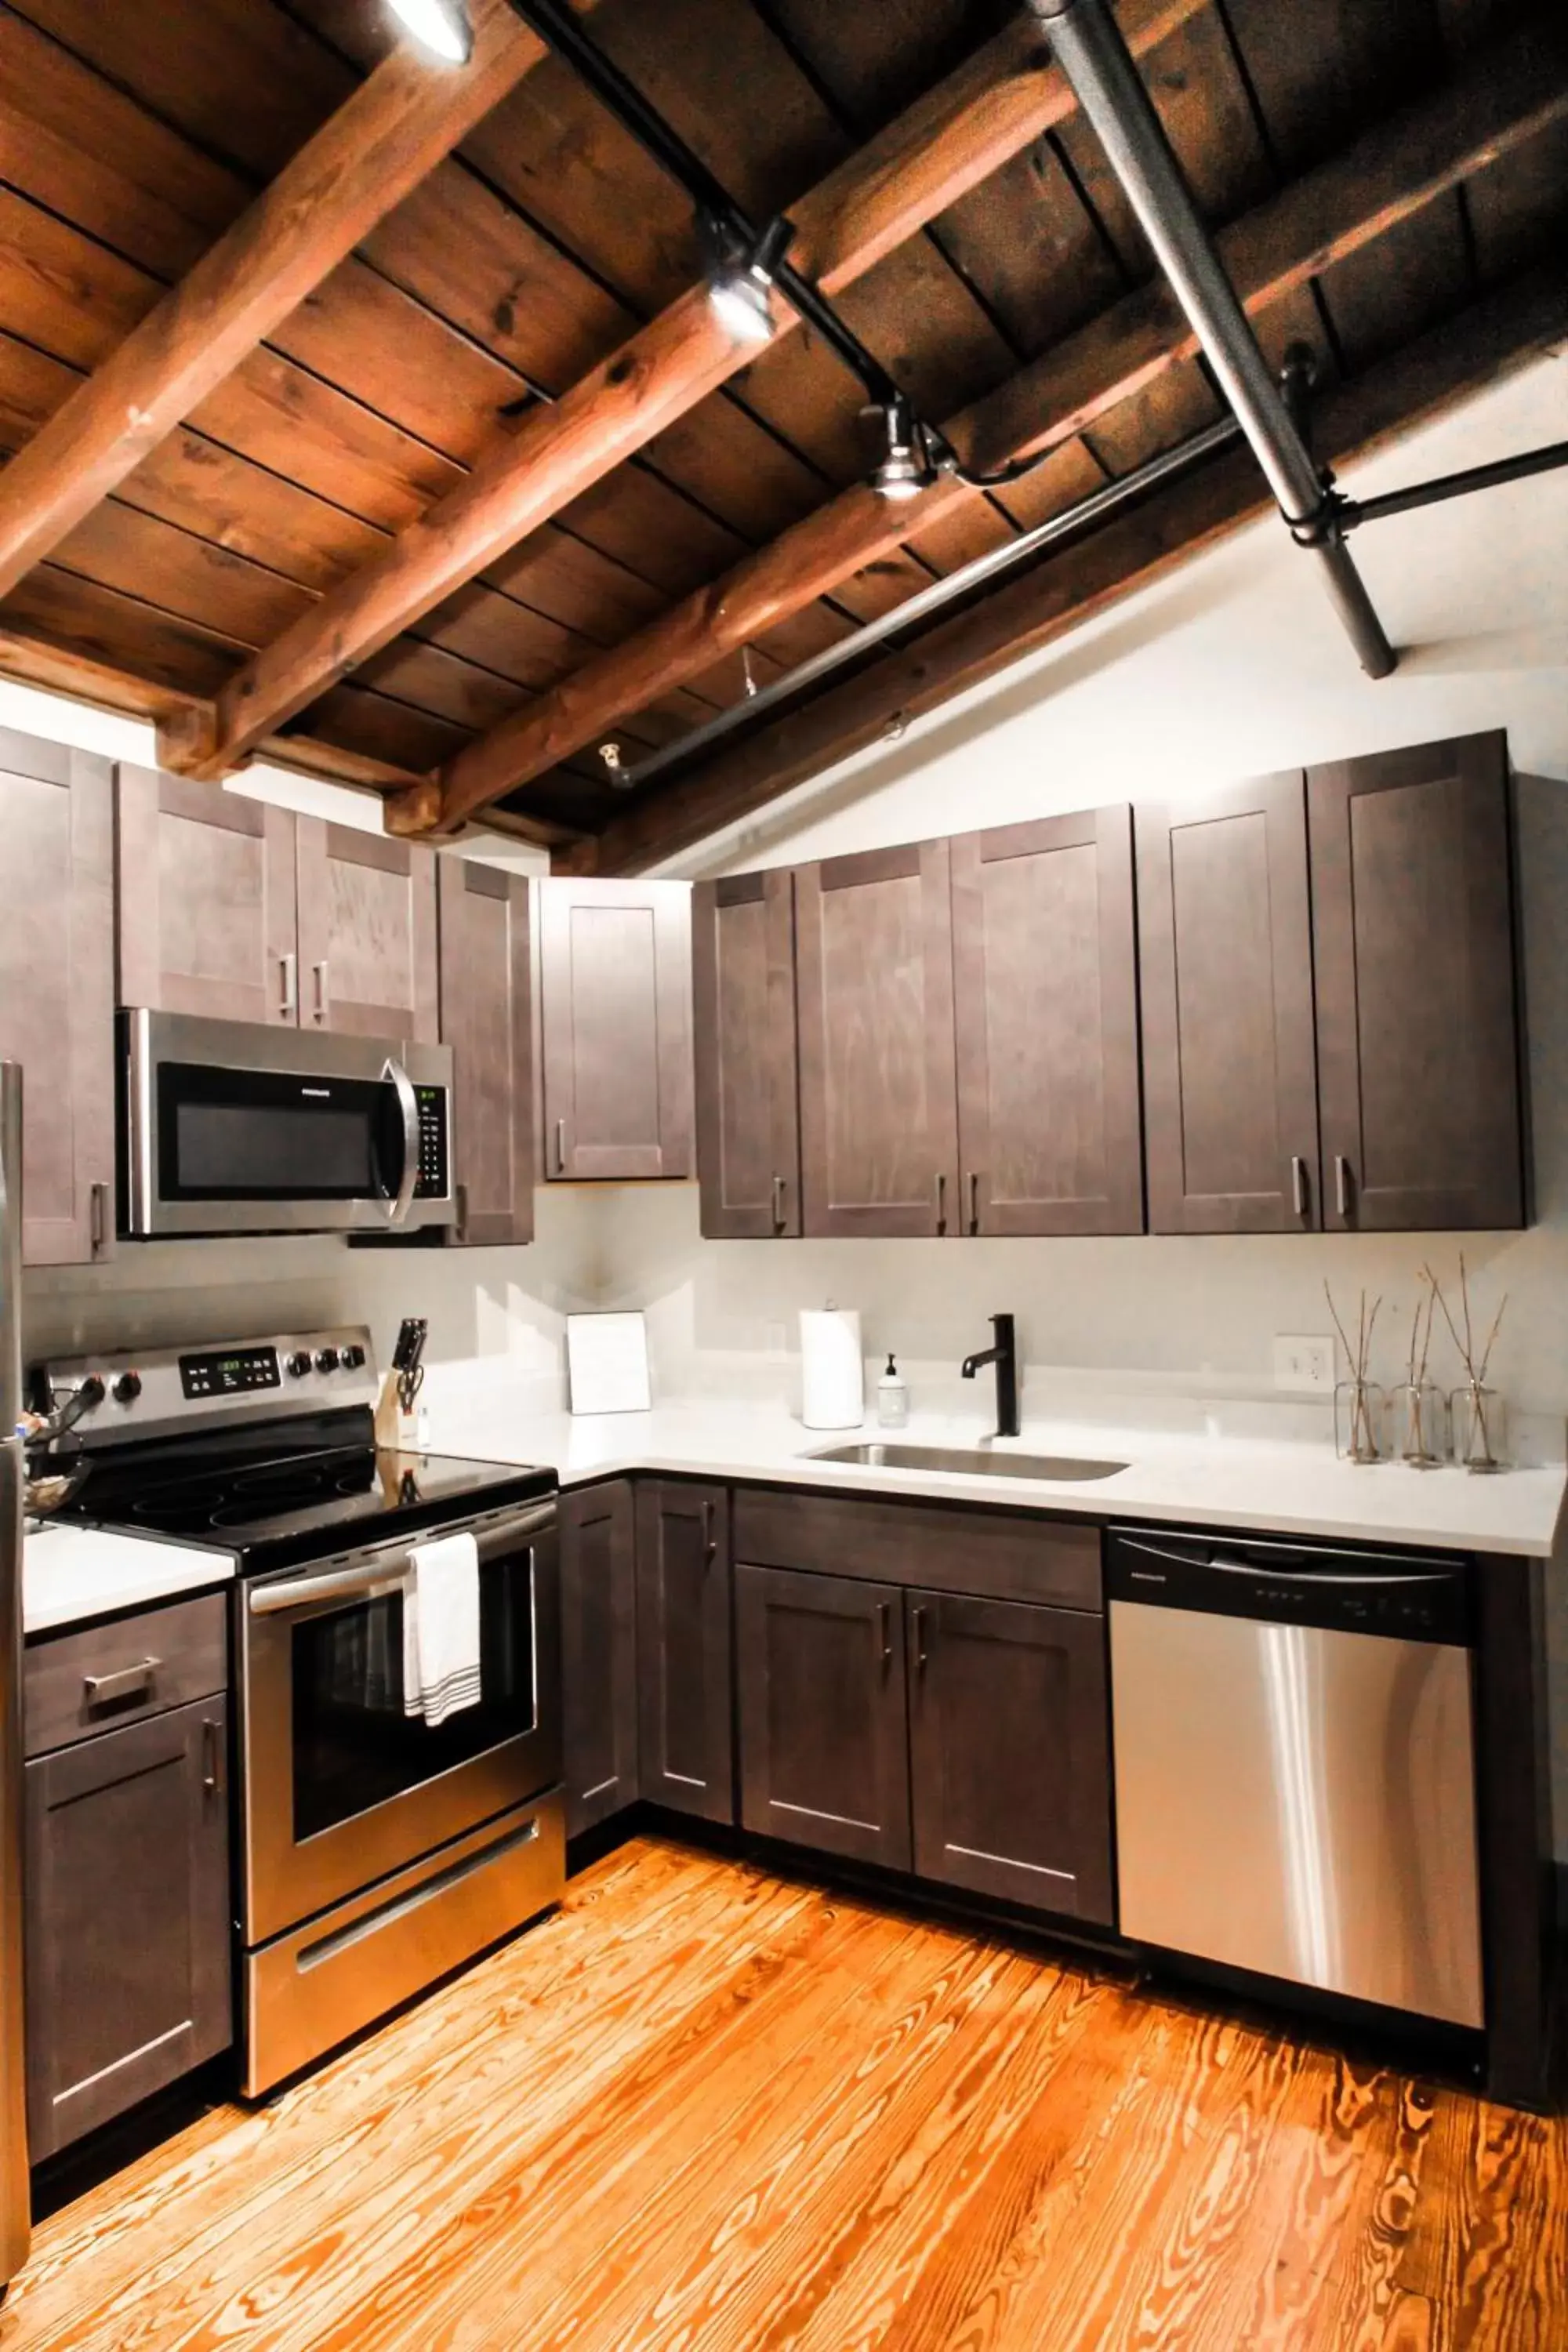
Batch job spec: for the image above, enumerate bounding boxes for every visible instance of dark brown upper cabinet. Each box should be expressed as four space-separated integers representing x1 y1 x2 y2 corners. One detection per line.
1137 773 1320 1234
539 878 693 1181
1309 731 1523 1232
692 870 800 1238
735 1563 911 1871
951 808 1143 1236
116 765 299 1026
795 840 960 1238
295 817 439 1043
0 728 115 1266
437 858 534 1247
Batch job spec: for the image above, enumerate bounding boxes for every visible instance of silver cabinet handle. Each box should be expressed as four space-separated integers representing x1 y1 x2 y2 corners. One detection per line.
312 960 330 1026
84 1657 159 1707
278 951 297 1021
912 1603 929 1673
383 1056 420 1226
934 1171 946 1234
877 1599 891 1664
1290 1155 1307 1218
89 1180 108 1258
1334 1154 1352 1218
454 1180 469 1241
201 1716 222 1795
967 1171 981 1233
554 1117 567 1176
771 1173 786 1232
702 1498 717 1564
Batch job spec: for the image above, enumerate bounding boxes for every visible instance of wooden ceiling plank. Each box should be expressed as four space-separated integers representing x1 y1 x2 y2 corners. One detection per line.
575 258 1568 875
164 0 1207 782
0 0 550 605
413 10 1568 833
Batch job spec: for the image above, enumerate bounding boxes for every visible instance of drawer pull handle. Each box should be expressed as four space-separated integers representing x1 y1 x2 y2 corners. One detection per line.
83 1657 159 1708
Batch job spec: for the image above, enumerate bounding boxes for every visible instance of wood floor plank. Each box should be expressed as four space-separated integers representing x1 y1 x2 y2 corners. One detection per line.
2 1838 1562 2352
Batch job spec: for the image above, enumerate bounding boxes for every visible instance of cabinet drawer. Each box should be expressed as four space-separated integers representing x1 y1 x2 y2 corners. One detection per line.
24 1593 228 1759
732 1487 1102 1611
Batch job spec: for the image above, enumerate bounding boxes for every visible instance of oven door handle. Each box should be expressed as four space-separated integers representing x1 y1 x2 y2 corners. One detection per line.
383 1056 421 1225
248 1501 557 1615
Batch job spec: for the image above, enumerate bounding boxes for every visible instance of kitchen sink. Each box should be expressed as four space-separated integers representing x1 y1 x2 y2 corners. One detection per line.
805 1442 1129 1482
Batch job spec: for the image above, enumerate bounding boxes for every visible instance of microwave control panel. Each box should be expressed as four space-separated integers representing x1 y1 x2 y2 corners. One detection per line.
414 1086 449 1200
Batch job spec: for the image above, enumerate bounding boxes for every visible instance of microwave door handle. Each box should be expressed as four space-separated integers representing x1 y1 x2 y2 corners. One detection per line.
383 1057 421 1225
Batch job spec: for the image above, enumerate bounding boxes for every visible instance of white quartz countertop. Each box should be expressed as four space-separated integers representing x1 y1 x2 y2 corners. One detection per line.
425 1396 1567 1559
23 1523 234 1637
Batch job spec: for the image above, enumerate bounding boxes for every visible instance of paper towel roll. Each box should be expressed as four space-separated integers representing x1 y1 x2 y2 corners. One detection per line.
800 1307 863 1430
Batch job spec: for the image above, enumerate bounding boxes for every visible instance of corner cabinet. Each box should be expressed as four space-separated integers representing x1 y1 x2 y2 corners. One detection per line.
1309 731 1524 1231
437 858 534 1247
560 1481 640 1837
0 728 115 1266
538 878 693 1182
635 1481 733 1823
692 871 800 1237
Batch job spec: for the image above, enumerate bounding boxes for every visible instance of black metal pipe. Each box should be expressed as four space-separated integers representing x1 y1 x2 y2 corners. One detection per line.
613 414 1243 794
1340 437 1568 531
1025 0 1396 681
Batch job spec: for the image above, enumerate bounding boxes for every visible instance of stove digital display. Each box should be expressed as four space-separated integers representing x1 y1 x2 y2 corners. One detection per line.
180 1345 281 1401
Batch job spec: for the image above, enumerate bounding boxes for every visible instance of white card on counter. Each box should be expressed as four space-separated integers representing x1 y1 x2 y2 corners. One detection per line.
566 1312 652 1416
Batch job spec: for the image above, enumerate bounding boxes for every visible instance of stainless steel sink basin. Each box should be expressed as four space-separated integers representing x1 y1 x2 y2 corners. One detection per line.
806 1442 1128 1482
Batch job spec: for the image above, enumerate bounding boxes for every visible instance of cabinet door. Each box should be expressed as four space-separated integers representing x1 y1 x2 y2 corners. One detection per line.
1309 731 1523 1231
539 879 692 1181
560 1481 639 1838
437 858 533 1246
796 841 959 1237
0 730 114 1266
25 1696 232 2161
116 764 299 1026
908 1589 1113 1924
1136 774 1320 1233
295 818 439 1041
736 1564 910 1868
635 1481 733 1822
692 871 800 1237
952 808 1142 1236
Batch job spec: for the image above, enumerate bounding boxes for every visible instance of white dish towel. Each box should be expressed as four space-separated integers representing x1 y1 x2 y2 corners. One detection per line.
402 1530 482 1728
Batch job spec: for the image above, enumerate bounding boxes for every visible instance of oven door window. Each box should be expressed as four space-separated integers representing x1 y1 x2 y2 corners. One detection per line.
158 1060 407 1203
290 1553 536 1842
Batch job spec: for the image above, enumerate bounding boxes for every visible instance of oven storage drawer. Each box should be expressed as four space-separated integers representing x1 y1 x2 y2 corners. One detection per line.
25 1593 228 1759
244 1792 564 2096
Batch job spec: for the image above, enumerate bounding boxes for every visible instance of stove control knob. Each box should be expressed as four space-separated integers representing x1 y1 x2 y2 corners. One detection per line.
285 1351 311 1379
342 1344 366 1370
314 1347 340 1374
112 1371 142 1406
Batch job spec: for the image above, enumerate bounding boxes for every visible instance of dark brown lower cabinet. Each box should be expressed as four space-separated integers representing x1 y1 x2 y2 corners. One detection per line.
636 1482 734 1824
561 1482 640 1838
25 1697 232 2161
736 1564 911 1868
908 1590 1113 1925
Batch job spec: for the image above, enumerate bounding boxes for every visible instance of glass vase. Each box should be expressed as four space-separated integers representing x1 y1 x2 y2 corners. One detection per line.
1396 1381 1448 1469
1334 1378 1385 1464
1450 1382 1507 1473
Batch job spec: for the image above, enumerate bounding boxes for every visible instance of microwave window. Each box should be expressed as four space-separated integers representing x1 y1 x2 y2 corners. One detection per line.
176 1101 373 1193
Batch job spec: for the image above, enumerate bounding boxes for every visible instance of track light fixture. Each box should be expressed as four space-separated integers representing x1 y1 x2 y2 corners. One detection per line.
387 0 474 65
700 214 792 347
870 397 938 503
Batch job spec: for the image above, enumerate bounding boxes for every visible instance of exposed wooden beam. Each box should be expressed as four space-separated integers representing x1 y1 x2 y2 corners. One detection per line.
0 0 548 605
573 262 1568 876
416 9 1568 833
158 0 1206 784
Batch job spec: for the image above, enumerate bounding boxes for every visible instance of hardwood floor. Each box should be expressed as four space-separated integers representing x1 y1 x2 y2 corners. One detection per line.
2 1835 1563 2351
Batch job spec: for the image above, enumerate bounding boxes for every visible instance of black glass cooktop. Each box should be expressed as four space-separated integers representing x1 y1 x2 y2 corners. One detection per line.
62 1440 555 1574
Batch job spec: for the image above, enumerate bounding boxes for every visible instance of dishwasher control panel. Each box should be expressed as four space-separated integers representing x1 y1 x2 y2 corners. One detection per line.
1108 1528 1472 1647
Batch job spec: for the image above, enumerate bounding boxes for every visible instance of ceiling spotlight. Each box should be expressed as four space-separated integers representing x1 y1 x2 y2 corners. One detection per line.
871 397 934 503
387 0 474 66
702 215 793 347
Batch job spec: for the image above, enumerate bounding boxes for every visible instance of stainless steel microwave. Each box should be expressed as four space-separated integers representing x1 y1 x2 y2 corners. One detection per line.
120 1010 455 1238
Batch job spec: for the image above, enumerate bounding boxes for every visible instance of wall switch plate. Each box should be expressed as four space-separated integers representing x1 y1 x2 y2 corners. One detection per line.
1274 1334 1336 1394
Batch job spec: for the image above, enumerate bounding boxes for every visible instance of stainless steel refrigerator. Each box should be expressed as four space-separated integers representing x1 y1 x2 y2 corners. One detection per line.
1 1063 29 2293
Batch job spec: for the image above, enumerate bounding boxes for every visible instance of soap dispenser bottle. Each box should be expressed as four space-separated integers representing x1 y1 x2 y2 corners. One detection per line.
877 1352 909 1430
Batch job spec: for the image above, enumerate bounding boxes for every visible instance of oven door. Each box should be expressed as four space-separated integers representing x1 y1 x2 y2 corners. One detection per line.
240 1500 560 1946
122 1009 453 1237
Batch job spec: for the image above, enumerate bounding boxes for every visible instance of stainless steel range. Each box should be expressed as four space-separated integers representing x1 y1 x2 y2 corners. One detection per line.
39 1328 563 2096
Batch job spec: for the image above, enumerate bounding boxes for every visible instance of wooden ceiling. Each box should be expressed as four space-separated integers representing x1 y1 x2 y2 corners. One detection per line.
0 0 1563 869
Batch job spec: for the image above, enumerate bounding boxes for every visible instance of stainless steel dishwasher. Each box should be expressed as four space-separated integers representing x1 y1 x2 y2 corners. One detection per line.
1108 1526 1483 2028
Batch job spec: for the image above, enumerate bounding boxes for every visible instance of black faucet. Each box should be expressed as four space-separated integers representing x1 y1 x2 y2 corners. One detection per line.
961 1313 1019 1439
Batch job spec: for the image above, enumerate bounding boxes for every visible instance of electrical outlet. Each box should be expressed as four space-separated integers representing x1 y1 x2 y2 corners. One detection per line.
1274 1334 1336 1394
